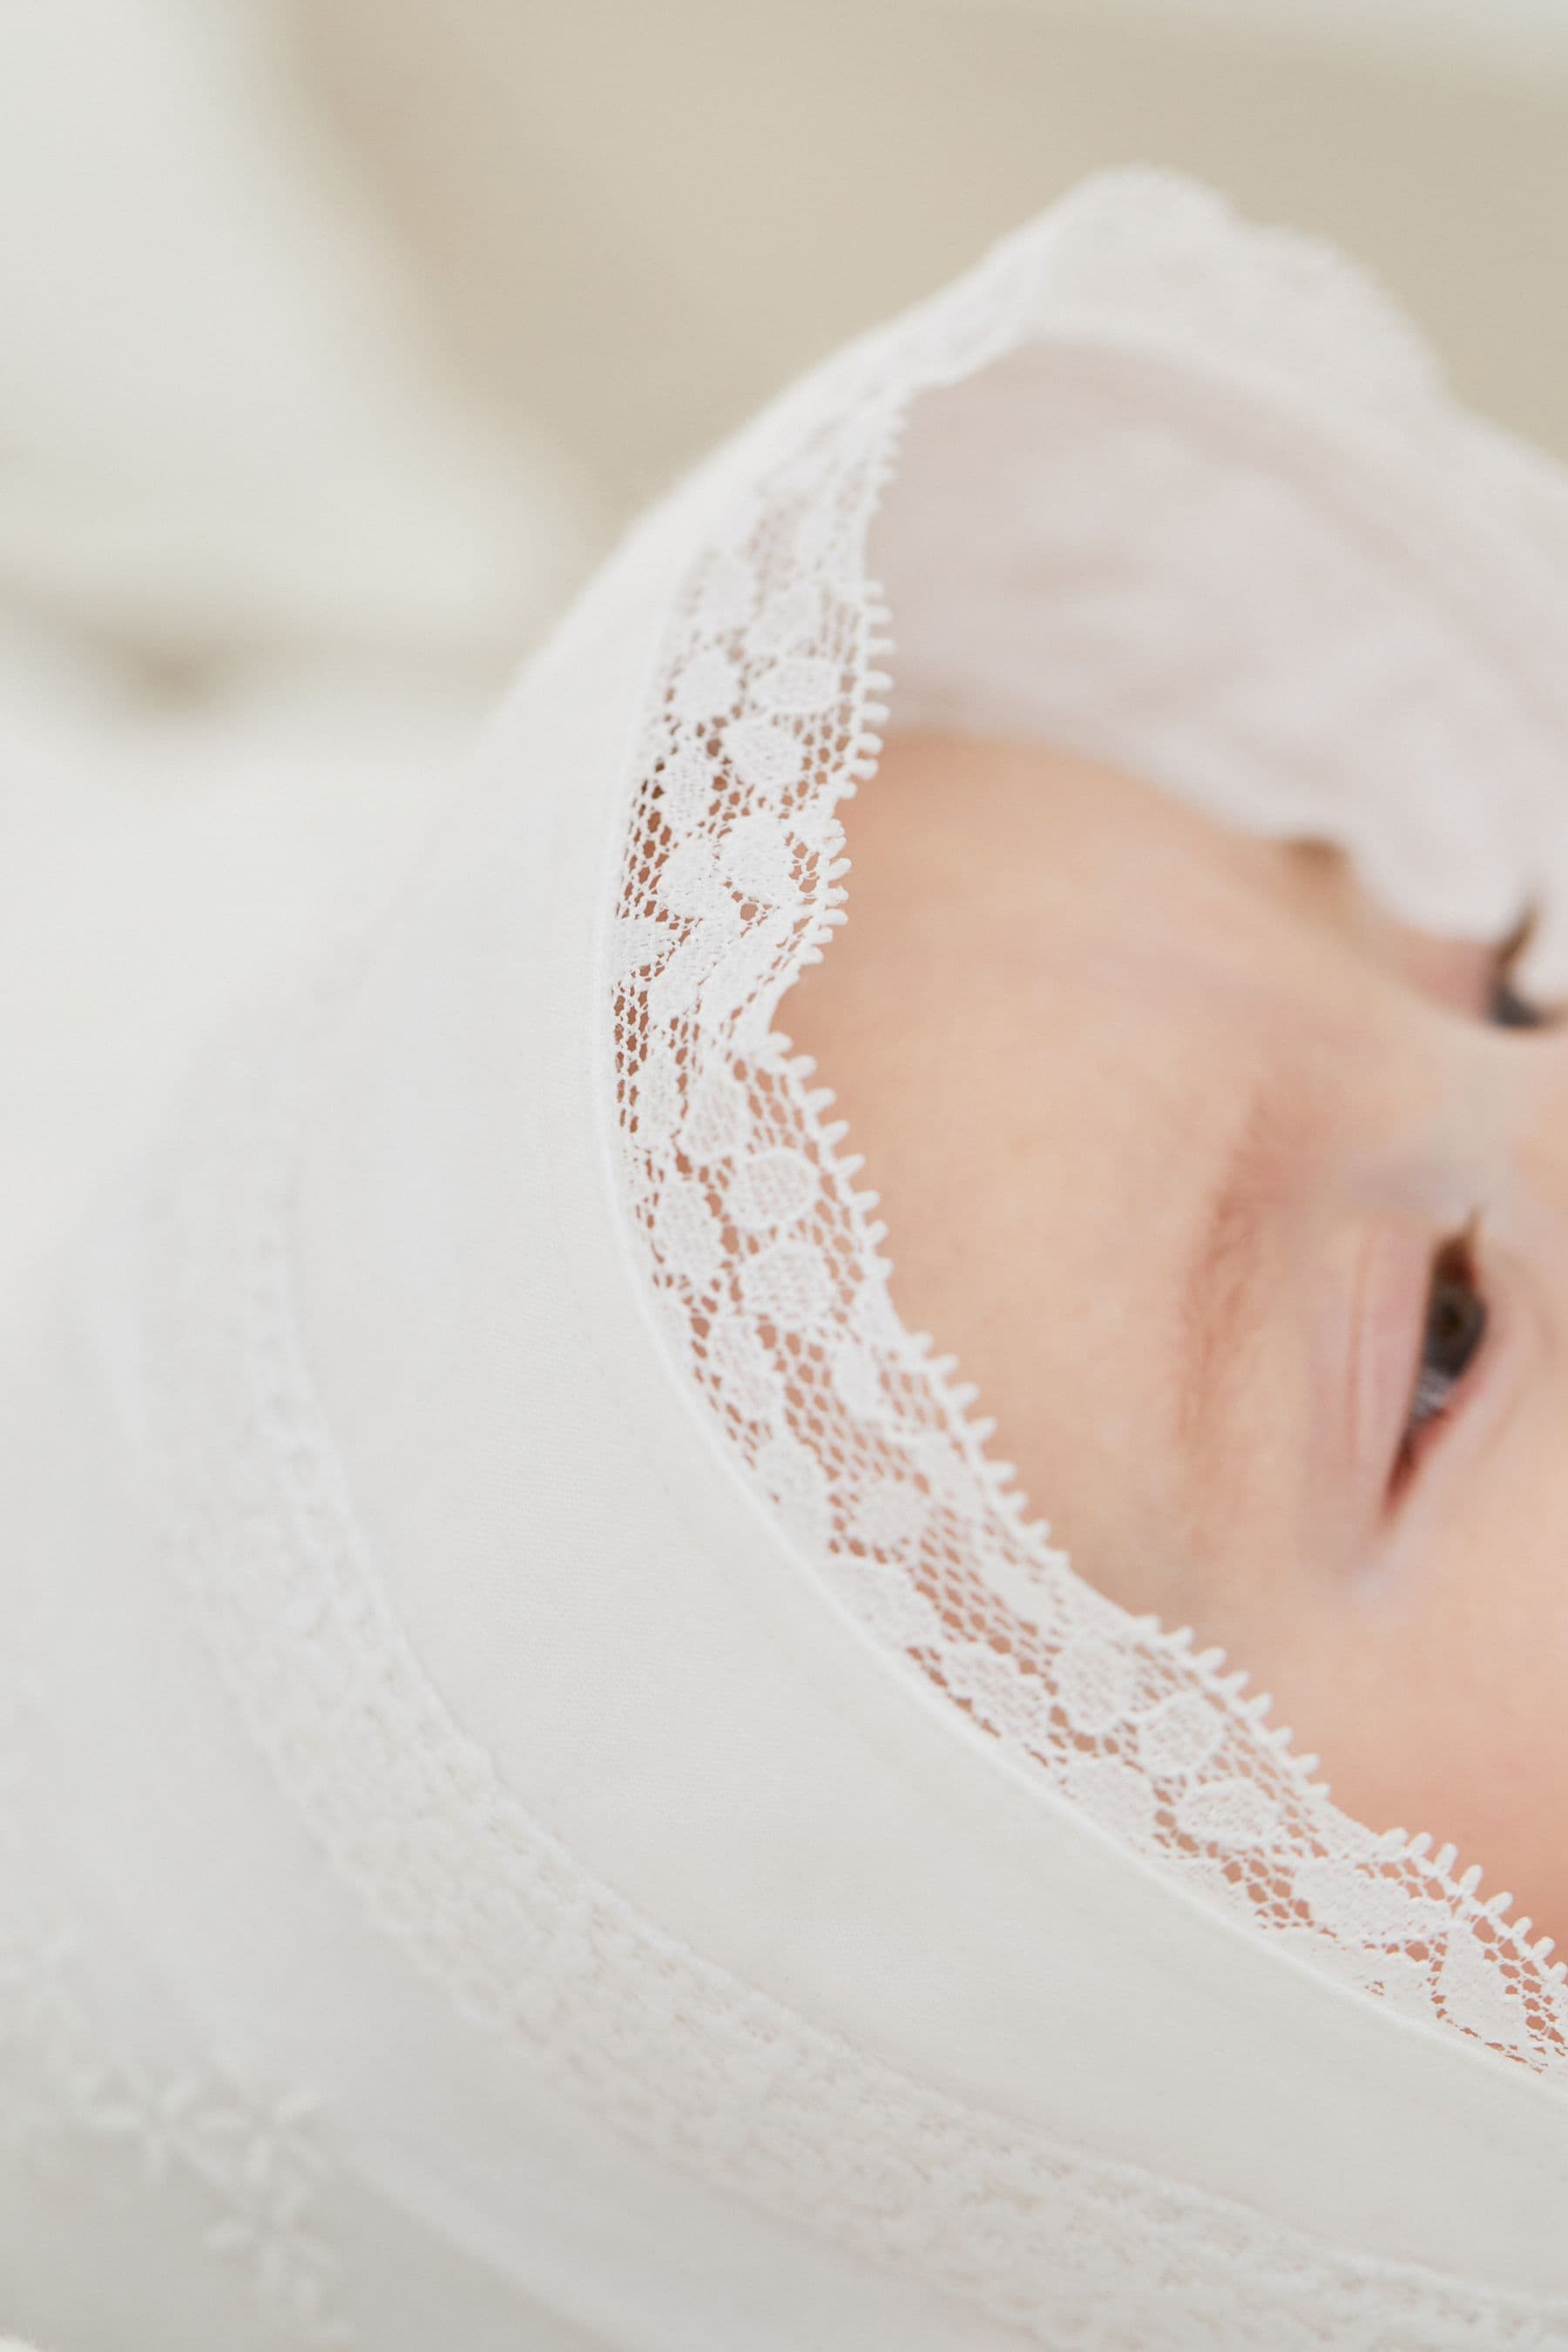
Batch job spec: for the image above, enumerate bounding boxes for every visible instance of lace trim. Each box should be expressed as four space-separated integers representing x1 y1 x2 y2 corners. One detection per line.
606 169 1568 2082
43 169 1568 2339
139 964 1568 2345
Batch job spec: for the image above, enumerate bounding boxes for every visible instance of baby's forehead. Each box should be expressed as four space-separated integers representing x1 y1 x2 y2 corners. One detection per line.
901 733 1504 1034
866 733 1354 972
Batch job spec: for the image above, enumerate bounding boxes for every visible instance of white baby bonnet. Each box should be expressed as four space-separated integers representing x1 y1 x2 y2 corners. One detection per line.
9 172 1568 2349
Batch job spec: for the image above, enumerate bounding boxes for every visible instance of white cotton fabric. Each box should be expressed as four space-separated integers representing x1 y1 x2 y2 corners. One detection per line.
8 172 1568 2349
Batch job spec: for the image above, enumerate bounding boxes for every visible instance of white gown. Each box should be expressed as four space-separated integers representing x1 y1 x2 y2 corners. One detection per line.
7 172 1568 2349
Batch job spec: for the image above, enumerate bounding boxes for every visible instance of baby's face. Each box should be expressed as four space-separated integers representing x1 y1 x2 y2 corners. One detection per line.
789 733 1568 1954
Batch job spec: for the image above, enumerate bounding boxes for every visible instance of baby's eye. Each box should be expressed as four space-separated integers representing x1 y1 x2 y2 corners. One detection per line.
1490 966 1544 1029
1489 919 1547 1029
1400 1232 1486 1470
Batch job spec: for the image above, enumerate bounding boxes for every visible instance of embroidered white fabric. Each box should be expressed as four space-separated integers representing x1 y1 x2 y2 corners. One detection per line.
9 171 1568 2348
612 170 1568 2080
11 962 1568 2347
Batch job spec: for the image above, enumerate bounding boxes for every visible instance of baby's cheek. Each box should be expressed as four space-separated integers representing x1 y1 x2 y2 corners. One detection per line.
1386 1475 1568 1957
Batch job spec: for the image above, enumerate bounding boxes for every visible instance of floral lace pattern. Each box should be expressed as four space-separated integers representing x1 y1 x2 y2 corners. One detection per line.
132 965 1568 2347
11 170 1568 2349
609 171 1568 2082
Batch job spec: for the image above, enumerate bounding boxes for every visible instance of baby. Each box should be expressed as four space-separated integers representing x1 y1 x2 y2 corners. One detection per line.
11 172 1568 2347
792 730 1568 1954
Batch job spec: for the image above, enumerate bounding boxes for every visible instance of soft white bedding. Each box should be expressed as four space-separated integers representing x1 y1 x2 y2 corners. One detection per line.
0 0 591 1315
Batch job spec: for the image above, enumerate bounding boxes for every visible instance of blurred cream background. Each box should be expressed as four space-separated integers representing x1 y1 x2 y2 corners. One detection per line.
7 0 1568 1308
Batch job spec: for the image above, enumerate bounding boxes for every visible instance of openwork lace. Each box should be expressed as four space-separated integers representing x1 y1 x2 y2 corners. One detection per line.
608 171 1568 2082
24 171 1568 2345
141 957 1568 2346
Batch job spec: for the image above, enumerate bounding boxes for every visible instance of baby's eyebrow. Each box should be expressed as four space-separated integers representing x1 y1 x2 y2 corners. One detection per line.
1176 1084 1303 1460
